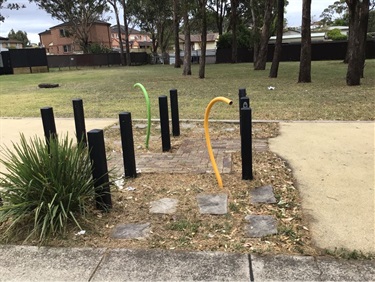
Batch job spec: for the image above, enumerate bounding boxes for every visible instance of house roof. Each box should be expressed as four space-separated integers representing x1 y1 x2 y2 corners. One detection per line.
0 37 23 44
110 25 143 34
269 32 326 42
179 33 219 43
327 26 349 30
190 33 219 42
38 30 52 36
50 20 110 29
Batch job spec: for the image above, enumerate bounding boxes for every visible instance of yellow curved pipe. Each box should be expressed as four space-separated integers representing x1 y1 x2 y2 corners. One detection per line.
204 97 233 188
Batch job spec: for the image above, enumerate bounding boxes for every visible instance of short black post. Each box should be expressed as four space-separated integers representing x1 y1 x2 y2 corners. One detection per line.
87 129 112 211
158 95 171 152
238 88 247 119
170 89 180 136
72 99 87 145
40 107 57 143
240 107 253 180
119 112 137 178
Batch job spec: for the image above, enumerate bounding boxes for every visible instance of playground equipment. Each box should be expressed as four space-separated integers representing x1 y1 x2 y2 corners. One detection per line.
38 87 252 210
133 83 151 149
204 97 233 188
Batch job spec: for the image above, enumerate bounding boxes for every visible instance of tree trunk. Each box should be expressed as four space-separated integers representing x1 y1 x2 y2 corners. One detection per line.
250 0 260 67
216 0 226 35
254 0 274 70
346 0 369 85
111 0 125 66
173 0 181 68
231 0 238 63
121 0 131 66
269 0 284 78
199 0 207 79
298 0 312 83
183 7 192 75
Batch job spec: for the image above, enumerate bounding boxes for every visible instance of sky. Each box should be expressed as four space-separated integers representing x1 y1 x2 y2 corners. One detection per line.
0 0 332 44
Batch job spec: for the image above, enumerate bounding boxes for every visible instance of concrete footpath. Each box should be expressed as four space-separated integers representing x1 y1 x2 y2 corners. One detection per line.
0 118 374 281
0 245 374 281
0 117 117 173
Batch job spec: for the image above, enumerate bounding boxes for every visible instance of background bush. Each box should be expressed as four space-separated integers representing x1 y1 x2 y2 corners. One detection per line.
216 25 254 49
326 28 348 41
0 135 96 242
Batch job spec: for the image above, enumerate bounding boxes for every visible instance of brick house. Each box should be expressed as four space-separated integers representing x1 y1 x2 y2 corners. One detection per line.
110 25 152 52
178 33 219 52
39 21 111 55
0 36 23 50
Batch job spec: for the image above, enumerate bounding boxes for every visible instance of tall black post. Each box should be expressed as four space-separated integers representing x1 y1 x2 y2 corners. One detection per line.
72 99 87 145
158 95 171 152
87 129 112 211
170 89 180 136
119 112 137 178
240 107 253 180
40 107 57 143
238 88 247 119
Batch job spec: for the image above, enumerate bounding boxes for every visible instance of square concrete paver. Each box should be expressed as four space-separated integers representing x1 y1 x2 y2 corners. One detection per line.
150 198 178 214
111 223 151 239
196 193 228 215
250 185 277 204
244 215 278 237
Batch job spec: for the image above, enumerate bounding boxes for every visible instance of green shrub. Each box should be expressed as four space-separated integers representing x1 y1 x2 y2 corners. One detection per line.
216 25 254 49
0 134 95 242
326 28 348 40
88 43 112 54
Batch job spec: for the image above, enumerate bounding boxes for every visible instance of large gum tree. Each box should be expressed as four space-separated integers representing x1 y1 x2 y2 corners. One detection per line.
346 0 370 85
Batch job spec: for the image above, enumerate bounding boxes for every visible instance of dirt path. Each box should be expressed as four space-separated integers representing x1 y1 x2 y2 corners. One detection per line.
269 122 375 253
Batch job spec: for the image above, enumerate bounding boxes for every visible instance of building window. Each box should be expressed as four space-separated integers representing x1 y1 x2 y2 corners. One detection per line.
60 29 69 37
63 45 72 53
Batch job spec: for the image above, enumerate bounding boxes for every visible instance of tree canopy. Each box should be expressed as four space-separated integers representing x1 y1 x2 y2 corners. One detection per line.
320 0 375 26
0 0 25 22
8 29 30 47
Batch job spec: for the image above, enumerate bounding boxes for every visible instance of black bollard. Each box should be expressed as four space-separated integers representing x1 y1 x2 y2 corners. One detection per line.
158 95 171 152
87 129 112 211
170 89 180 136
72 99 87 146
240 107 253 180
238 88 247 119
119 112 137 178
40 107 57 143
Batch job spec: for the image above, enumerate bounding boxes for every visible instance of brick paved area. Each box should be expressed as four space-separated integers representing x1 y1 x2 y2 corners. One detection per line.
110 138 268 175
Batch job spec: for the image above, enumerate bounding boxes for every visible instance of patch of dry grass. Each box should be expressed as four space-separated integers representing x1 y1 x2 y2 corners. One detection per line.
0 122 320 257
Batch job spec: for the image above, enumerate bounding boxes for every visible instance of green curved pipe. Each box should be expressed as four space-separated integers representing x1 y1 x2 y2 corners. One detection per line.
133 83 151 149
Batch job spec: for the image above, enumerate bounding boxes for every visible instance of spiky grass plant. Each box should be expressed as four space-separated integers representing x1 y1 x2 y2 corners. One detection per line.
0 134 95 242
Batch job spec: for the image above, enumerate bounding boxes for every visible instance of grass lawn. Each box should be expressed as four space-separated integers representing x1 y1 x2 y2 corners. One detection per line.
0 60 374 120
